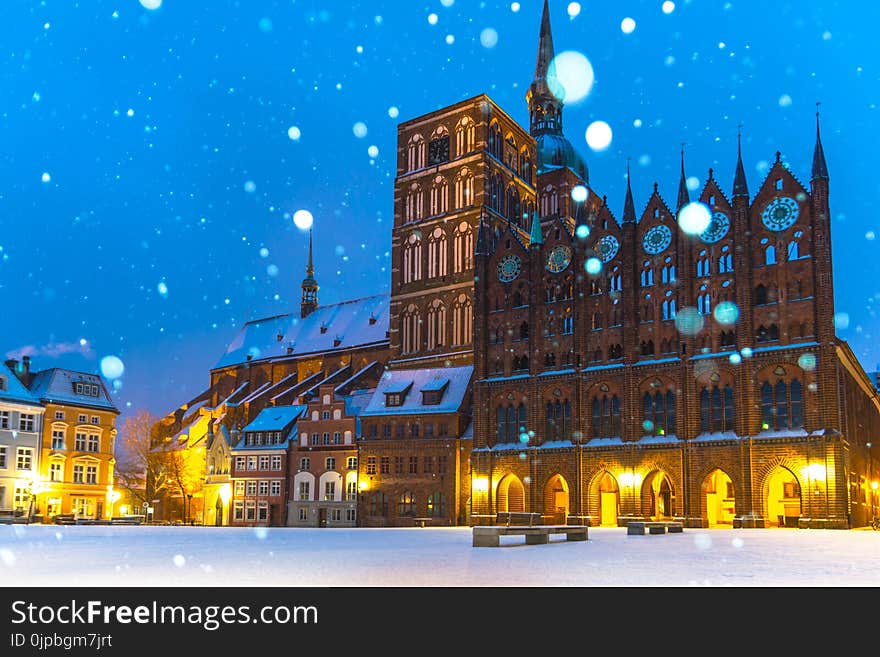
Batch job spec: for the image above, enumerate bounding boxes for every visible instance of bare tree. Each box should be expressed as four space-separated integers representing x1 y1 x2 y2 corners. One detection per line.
115 410 169 509
163 446 205 524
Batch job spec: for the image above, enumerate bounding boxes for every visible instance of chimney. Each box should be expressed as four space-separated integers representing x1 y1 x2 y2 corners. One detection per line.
4 358 28 384
22 356 30 376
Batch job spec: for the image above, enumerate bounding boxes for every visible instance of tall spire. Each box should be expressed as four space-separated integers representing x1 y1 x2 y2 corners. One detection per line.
300 228 319 319
527 0 563 136
529 210 544 246
812 103 829 180
622 159 636 223
733 126 749 198
677 145 690 211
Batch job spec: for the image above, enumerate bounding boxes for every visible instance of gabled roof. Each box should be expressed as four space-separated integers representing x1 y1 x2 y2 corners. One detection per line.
28 368 118 412
360 365 473 416
242 405 307 433
0 362 42 407
215 294 390 369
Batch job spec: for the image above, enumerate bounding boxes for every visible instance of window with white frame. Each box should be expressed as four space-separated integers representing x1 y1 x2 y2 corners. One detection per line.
322 411 330 420
298 508 307 521
54 410 65 420
245 502 256 521
87 434 99 452
78 414 87 423
257 502 268 521
258 456 270 470
52 429 65 450
271 455 282 470
246 481 257 496
19 414 35 432
235 456 246 471
90 416 100 425
324 481 336 501
299 457 310 471
86 465 98 484
73 464 84 483
299 481 311 501
333 432 341 444
234 502 244 521
75 432 87 451
16 448 32 471
49 462 63 482
330 509 341 522
14 487 28 509
322 432 330 445
71 497 96 518
247 456 257 471
346 509 356 523
346 480 357 501
270 480 281 496
234 480 245 496
311 433 319 446
258 481 269 496
346 457 357 470
0 411 9 429
0 446 6 469
326 457 336 471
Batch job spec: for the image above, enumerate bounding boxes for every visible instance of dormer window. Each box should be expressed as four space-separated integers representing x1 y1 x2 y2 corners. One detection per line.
421 378 450 406
333 335 342 347
320 324 328 334
0 376 5 391
369 314 377 325
384 381 413 407
74 382 99 397
386 393 404 407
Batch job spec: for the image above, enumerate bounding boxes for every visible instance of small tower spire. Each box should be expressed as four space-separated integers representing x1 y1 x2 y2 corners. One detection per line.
529 210 544 247
475 214 489 256
527 0 563 136
677 144 690 211
812 102 829 180
622 158 636 223
733 125 749 198
300 228 319 319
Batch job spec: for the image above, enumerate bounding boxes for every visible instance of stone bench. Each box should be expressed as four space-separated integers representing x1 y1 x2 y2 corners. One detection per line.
627 521 684 535
473 524 588 547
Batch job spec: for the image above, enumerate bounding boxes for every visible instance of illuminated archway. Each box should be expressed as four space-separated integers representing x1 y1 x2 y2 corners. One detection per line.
496 474 525 514
543 474 569 524
596 472 619 527
765 466 802 527
702 468 735 527
642 470 675 520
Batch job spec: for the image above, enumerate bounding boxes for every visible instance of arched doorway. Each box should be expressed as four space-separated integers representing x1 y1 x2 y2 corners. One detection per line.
766 466 802 527
643 471 675 520
544 474 569 524
702 469 735 527
597 472 619 527
215 498 224 526
496 474 525 514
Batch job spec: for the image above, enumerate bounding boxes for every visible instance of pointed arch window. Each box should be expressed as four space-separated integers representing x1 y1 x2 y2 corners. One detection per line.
402 233 423 284
455 116 475 156
453 220 474 273
506 185 521 224
700 384 735 433
662 299 677 320
429 175 449 216
407 134 426 171
546 399 573 441
760 379 804 430
401 304 421 354
591 394 621 438
661 264 676 283
765 245 777 265
541 186 558 217
454 168 474 210
697 292 712 315
519 148 533 182
405 183 423 222
488 120 503 159
452 294 473 346
427 226 448 279
643 390 676 435
426 299 447 350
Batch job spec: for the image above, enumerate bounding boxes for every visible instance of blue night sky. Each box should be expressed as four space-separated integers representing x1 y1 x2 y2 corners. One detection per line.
1 0 878 425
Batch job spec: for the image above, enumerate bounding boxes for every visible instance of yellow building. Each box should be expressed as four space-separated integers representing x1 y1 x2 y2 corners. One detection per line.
29 368 120 520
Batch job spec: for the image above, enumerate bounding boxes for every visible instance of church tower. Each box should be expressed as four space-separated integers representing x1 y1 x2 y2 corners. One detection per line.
300 229 318 319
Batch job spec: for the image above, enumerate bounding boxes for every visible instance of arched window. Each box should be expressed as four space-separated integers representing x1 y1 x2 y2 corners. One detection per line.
426 300 447 350
407 134 426 171
661 264 676 283
643 389 676 435
640 340 655 356
641 267 654 287
697 256 711 278
698 292 711 315
369 492 388 516
608 344 623 360
591 394 621 438
429 175 449 216
520 148 533 182
760 379 804 430
541 185 558 217
455 116 475 156
700 384 735 433
404 183 423 222
506 185 521 224
765 245 776 265
662 299 677 320
454 168 474 209
402 233 422 284
787 241 799 261
401 304 421 354
546 398 573 441
718 253 733 273
426 226 448 279
453 221 474 273
488 120 502 159
452 294 472 346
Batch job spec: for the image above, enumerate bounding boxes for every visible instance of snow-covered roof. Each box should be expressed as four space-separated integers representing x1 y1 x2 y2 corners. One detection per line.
360 365 473 416
242 405 307 433
638 434 678 445
215 294 389 369
0 362 42 407
585 437 624 447
27 368 118 412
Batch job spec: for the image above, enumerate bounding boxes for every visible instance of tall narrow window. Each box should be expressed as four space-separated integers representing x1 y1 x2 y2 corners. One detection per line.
455 117 475 156
426 300 447 350
453 221 473 273
454 168 474 209
427 227 448 279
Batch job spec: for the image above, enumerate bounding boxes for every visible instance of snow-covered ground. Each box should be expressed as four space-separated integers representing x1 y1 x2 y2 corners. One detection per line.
2 525 878 587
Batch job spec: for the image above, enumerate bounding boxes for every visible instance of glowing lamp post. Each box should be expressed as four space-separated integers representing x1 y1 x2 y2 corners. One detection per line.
218 484 232 526
107 489 121 519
